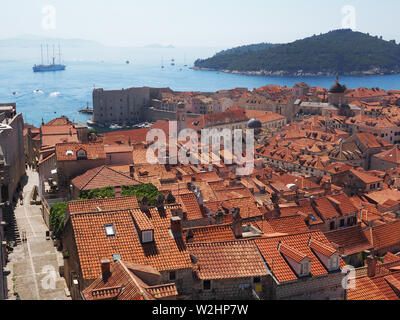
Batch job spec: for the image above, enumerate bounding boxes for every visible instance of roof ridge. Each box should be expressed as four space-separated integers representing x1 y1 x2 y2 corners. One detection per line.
81 166 106 190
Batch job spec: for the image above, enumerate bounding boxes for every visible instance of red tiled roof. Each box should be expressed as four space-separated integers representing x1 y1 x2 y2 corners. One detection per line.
309 238 336 257
373 146 400 164
325 225 372 256
279 242 309 263
184 224 236 243
56 142 106 161
70 206 192 280
263 215 310 235
176 193 204 221
68 196 139 214
363 220 400 251
71 166 142 191
82 260 177 300
255 231 342 283
187 240 268 280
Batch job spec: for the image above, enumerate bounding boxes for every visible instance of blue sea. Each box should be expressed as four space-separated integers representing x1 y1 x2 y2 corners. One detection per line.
2 45 400 127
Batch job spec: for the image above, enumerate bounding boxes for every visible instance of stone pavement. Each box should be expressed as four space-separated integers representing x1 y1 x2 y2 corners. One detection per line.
5 168 70 300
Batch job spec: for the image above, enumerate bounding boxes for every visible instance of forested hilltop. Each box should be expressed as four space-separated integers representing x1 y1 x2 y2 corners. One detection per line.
194 29 400 76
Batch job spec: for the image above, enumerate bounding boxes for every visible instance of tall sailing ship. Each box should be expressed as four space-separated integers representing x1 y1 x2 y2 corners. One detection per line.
33 44 66 72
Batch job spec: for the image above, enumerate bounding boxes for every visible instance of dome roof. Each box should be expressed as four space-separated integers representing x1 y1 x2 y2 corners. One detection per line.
247 118 262 129
329 77 347 93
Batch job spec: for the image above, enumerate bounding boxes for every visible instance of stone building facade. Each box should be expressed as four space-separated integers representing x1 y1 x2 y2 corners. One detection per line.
0 205 7 300
92 87 172 126
0 104 25 203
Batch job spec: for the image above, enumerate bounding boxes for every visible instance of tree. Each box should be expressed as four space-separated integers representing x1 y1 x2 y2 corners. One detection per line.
50 202 67 238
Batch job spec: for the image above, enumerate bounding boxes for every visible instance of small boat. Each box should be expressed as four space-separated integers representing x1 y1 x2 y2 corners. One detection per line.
79 103 93 114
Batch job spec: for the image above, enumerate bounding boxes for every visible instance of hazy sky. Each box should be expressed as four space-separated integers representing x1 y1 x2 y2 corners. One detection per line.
1 0 399 47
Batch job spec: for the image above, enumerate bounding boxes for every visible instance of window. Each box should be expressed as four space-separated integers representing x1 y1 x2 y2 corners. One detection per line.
340 219 345 227
330 221 335 230
142 230 154 243
169 271 176 281
112 254 121 262
330 257 339 270
203 280 211 291
300 262 310 275
76 149 87 160
105 224 116 237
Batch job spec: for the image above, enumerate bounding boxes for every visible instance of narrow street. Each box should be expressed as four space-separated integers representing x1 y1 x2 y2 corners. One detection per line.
5 168 70 300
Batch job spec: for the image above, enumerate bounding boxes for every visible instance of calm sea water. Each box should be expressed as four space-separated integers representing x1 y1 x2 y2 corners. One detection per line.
2 45 400 127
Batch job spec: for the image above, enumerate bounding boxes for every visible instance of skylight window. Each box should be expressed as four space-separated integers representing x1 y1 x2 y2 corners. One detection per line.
112 254 121 262
105 224 116 237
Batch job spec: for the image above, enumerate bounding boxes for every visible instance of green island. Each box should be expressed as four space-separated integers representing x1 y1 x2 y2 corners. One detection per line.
194 29 400 76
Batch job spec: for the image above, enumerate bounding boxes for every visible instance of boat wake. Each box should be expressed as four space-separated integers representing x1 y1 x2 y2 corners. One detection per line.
33 89 44 94
49 91 60 97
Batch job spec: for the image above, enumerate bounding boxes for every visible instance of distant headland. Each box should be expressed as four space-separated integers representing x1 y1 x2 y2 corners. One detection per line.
194 29 400 77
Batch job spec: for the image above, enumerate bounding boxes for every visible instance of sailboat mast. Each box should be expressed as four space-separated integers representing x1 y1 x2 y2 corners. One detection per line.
41 44 43 65
46 44 49 64
58 44 61 64
52 45 55 65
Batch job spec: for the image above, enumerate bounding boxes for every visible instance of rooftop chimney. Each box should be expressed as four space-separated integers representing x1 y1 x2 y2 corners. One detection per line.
139 197 150 213
367 255 377 278
101 260 111 281
215 209 224 225
232 207 243 239
171 216 183 237
129 164 135 178
114 186 122 198
186 229 194 243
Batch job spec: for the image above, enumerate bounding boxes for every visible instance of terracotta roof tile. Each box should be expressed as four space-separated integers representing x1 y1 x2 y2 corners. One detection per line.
325 225 372 256
71 166 142 191
184 224 236 243
71 206 192 280
56 142 106 161
255 231 341 283
187 240 268 280
82 260 177 300
68 196 139 214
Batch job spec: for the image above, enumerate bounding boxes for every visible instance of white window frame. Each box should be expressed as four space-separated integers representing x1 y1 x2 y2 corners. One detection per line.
105 224 116 237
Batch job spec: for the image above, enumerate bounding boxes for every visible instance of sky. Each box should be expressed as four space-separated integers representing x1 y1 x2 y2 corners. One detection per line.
1 0 400 47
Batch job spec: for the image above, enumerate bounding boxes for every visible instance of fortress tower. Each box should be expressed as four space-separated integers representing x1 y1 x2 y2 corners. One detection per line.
176 102 187 134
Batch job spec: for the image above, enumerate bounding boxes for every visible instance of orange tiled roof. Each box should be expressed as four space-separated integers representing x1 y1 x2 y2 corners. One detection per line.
184 224 236 243
363 220 400 251
187 240 268 280
263 215 310 235
82 260 178 300
68 196 139 214
255 231 342 283
70 206 193 280
56 142 106 161
71 166 142 191
325 225 372 256
176 193 204 221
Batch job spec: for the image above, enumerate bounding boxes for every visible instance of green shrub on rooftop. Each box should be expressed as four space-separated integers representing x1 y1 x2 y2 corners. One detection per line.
121 184 162 205
79 186 115 200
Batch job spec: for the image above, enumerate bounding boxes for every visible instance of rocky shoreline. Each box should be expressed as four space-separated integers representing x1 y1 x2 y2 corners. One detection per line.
191 66 400 77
